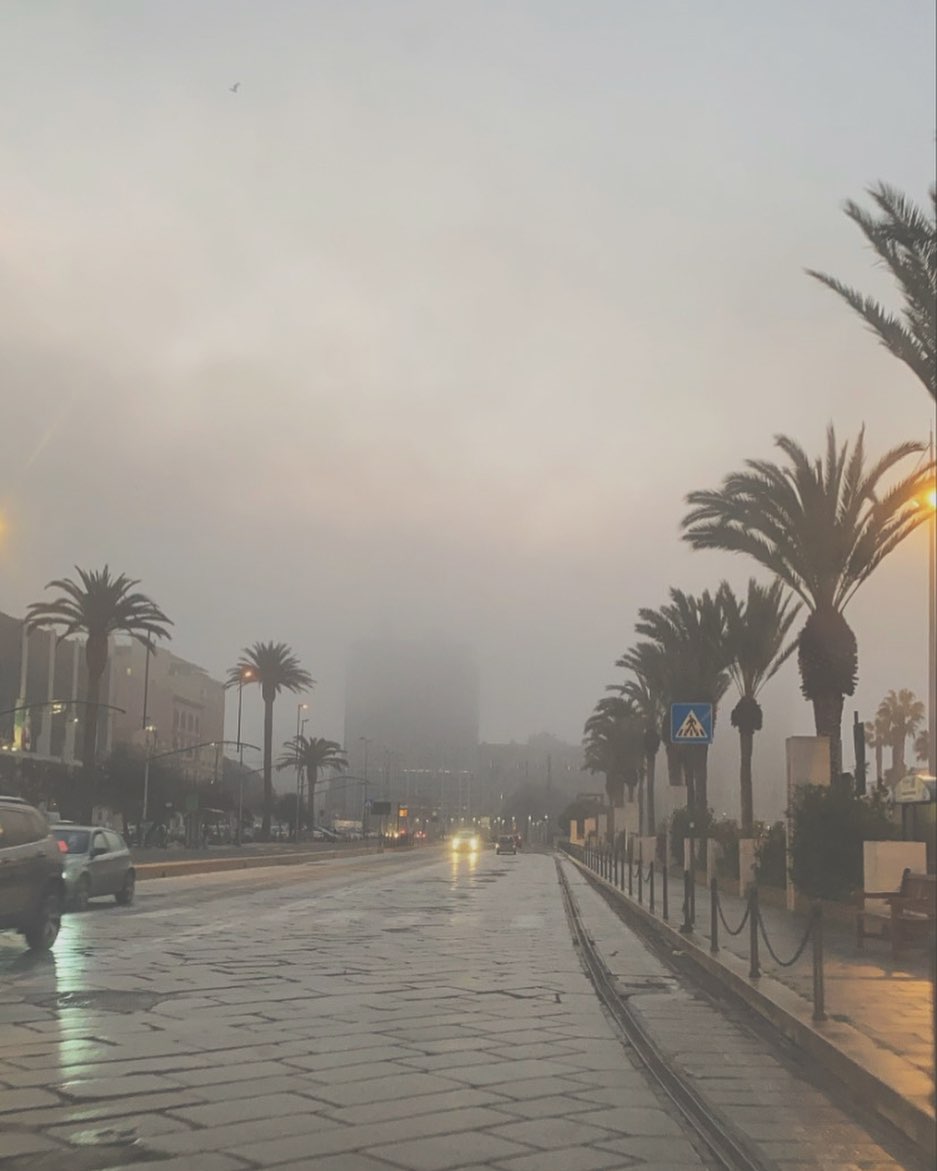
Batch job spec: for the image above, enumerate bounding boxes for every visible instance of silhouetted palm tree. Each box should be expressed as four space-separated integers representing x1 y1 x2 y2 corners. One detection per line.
584 696 644 843
719 579 800 834
228 643 313 839
876 688 926 780
634 589 729 828
277 735 348 829
26 566 172 768
864 715 889 784
914 727 930 766
683 427 933 780
807 183 936 400
614 649 666 835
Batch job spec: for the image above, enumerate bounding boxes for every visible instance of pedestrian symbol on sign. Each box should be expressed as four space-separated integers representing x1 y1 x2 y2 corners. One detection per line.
671 703 714 744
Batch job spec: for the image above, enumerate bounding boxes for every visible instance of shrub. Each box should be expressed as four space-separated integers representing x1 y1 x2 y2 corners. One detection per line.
754 821 787 888
788 782 898 902
710 818 740 879
669 805 714 866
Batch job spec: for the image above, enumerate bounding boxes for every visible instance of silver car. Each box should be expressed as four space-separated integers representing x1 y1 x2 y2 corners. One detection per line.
52 826 136 911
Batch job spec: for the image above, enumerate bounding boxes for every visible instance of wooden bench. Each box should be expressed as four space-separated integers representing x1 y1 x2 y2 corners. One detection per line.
856 869 936 958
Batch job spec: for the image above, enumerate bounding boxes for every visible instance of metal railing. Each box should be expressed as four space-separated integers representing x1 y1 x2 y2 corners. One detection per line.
561 839 826 1022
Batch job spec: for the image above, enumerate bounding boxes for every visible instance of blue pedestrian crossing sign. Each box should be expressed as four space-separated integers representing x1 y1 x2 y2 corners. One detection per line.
671 703 713 744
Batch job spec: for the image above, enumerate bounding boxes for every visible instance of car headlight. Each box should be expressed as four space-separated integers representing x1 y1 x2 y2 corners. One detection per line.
470 838 478 850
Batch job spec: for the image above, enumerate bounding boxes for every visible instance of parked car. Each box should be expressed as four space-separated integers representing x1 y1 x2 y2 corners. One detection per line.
52 825 135 911
495 834 517 856
0 796 66 950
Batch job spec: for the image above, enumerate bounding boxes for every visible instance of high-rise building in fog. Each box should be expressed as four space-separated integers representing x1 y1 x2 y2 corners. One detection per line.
338 637 479 820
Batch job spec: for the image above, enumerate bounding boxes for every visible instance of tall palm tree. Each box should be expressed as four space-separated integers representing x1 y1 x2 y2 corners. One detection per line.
864 714 889 784
26 566 172 768
683 427 933 781
634 589 730 827
583 696 644 843
719 579 800 834
614 649 666 834
875 688 926 780
228 642 313 839
277 736 348 828
807 183 936 400
914 727 930 766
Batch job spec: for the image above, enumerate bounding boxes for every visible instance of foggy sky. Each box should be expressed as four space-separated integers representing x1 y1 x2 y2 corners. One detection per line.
1 1 934 821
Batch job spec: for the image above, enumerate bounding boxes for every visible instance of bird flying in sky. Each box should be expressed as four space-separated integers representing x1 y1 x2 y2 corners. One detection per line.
229 82 240 93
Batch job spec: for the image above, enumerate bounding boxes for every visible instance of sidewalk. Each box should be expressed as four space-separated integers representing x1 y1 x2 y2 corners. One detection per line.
566 848 936 1155
690 874 934 1093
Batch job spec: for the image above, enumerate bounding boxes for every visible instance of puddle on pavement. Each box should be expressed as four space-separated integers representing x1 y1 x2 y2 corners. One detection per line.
30 990 164 1014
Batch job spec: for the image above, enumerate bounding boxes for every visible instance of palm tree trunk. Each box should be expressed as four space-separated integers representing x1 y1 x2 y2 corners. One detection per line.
645 752 656 835
875 739 883 783
82 668 102 768
262 698 274 840
738 728 755 835
811 693 844 783
306 765 317 829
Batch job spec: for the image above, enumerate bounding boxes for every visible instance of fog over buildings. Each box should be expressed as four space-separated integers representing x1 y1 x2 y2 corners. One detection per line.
1 1 934 824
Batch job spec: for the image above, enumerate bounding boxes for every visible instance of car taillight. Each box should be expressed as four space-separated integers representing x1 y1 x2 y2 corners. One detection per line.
56 839 68 854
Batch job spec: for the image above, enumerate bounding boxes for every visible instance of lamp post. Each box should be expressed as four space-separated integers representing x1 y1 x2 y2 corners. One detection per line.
236 668 253 844
359 736 372 837
140 723 157 844
296 702 309 839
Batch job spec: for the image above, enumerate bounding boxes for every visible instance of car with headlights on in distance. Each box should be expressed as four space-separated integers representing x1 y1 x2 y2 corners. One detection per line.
450 828 479 854
495 834 517 855
52 825 135 911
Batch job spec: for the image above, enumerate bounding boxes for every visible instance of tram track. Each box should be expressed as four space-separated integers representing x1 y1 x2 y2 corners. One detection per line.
556 855 775 1170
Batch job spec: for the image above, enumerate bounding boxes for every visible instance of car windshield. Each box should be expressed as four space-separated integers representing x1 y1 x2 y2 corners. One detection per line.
53 830 90 854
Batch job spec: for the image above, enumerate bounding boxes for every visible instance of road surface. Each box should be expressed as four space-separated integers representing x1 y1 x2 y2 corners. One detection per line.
0 847 920 1170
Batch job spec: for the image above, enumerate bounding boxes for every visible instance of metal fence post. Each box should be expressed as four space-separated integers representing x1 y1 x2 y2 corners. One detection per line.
662 860 669 921
811 901 826 1021
710 876 719 953
613 846 618 887
627 838 634 897
649 861 655 914
637 851 644 904
680 869 693 934
748 885 761 979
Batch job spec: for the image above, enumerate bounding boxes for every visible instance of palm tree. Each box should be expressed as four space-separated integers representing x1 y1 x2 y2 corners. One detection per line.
614 649 666 835
914 727 930 766
683 427 933 781
864 714 889 784
875 688 926 781
583 696 644 843
277 736 348 829
26 566 172 768
228 642 313 839
719 579 800 835
807 183 936 400
634 589 730 828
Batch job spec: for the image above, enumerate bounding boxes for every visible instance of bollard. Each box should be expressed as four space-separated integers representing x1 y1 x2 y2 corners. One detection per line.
614 847 619 888
748 885 761 979
811 901 826 1022
628 839 634 897
710 876 719 953
662 861 669 921
680 869 693 934
649 861 655 914
637 855 644 904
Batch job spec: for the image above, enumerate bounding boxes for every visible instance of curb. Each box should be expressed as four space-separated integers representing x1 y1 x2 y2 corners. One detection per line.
135 844 385 880
562 852 936 1160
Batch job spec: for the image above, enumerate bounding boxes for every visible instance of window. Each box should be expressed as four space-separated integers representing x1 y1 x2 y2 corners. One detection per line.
92 831 109 854
105 831 125 853
0 808 43 847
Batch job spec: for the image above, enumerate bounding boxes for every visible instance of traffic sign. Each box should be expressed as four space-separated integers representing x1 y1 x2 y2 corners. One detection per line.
671 703 713 744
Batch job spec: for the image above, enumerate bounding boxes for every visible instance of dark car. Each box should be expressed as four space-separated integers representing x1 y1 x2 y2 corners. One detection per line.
0 796 66 950
495 834 516 855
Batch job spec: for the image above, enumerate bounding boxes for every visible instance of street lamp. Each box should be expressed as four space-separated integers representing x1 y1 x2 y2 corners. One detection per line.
296 702 309 839
359 736 372 837
236 668 254 843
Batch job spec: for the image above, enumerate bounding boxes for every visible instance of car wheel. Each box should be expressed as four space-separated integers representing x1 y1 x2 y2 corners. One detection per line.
115 871 135 906
72 875 91 912
24 889 62 951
